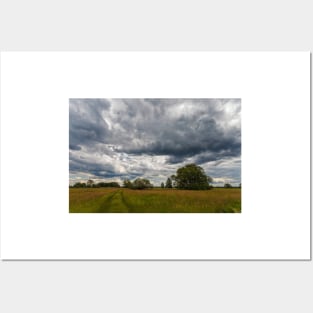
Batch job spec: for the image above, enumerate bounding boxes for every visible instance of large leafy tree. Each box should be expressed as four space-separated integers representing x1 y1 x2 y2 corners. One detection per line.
172 163 213 190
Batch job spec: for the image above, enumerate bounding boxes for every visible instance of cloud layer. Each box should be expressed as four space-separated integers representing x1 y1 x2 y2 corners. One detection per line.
69 99 241 186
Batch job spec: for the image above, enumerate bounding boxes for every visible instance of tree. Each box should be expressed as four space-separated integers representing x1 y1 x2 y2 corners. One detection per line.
123 178 153 189
165 177 172 188
131 178 153 190
224 183 232 188
161 182 165 188
123 179 133 188
87 179 94 187
171 175 177 188
172 163 213 190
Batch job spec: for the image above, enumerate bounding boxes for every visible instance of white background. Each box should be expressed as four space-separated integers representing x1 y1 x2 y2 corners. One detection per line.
1 52 310 260
0 1 312 313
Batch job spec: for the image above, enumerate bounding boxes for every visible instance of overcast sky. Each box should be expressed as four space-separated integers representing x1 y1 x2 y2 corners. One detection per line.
69 98 241 186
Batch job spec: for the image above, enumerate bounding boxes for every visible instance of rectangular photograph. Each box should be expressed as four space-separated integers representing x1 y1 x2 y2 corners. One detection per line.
69 98 241 213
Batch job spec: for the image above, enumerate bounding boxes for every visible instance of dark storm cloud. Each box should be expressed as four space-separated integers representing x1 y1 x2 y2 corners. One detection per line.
69 99 111 150
112 99 241 163
69 152 136 179
208 164 241 186
69 98 241 184
69 144 81 151
69 152 115 175
192 138 241 164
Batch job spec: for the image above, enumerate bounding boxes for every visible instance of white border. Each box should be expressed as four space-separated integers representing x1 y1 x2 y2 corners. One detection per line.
0 52 310 259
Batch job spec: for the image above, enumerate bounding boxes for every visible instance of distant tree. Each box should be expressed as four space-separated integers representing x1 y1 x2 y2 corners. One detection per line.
239 183 241 188
73 182 86 188
96 182 120 188
131 178 153 190
172 163 212 190
165 177 172 188
171 175 177 188
224 183 232 188
161 182 165 188
87 179 94 187
123 179 133 188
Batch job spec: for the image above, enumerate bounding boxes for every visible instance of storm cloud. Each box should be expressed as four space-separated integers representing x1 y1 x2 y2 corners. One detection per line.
69 98 241 186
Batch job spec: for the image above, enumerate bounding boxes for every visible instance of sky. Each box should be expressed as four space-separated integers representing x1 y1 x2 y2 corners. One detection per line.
69 98 241 186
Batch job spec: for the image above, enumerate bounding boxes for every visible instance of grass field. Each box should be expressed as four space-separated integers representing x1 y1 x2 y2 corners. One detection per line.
69 188 241 213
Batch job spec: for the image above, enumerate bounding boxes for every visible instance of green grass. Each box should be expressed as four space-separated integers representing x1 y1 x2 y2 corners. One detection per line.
69 188 241 213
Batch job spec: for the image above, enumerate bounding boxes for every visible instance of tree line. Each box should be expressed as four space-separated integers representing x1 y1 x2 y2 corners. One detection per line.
70 180 120 188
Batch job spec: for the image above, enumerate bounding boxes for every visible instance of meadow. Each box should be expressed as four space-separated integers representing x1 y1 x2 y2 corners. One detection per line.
69 188 241 213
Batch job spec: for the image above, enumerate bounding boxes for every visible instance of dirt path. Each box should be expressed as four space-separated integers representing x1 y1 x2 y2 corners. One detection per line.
99 190 129 212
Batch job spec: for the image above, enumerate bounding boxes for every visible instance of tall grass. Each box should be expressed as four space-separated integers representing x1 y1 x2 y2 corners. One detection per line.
69 188 241 213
